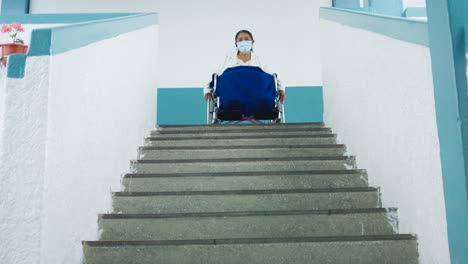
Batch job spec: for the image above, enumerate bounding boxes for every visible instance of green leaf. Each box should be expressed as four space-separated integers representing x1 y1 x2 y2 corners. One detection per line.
17 39 24 45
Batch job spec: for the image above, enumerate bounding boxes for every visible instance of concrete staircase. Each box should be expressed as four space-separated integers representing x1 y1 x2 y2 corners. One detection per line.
82 123 419 263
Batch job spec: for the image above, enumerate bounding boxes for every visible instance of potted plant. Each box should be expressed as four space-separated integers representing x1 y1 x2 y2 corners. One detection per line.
1 23 28 66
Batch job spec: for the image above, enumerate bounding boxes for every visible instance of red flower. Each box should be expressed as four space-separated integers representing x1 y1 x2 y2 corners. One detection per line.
1 24 12 33
10 23 24 32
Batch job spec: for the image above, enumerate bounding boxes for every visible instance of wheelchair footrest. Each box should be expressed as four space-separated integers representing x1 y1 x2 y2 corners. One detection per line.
254 109 279 120
218 109 243 121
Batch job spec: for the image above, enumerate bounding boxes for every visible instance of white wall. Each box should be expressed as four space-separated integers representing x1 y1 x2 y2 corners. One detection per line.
0 25 159 264
320 19 450 263
0 69 6 167
30 0 331 88
0 57 51 264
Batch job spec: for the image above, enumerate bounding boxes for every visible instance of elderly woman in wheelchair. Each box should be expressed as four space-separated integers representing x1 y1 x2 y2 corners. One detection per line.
205 30 286 124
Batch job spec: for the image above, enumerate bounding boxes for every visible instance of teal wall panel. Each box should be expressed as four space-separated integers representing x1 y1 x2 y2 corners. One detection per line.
0 13 140 24
332 0 370 12
332 0 360 9
6 53 27 78
403 7 427 18
426 0 468 262
47 13 157 55
4 13 158 79
320 7 429 47
1 0 29 14
333 0 405 17
369 0 403 16
284 86 323 123
157 88 207 125
157 87 324 125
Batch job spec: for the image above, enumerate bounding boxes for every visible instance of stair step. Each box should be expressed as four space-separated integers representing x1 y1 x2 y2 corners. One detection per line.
146 135 336 147
83 235 418 264
98 208 397 241
138 145 346 160
150 128 332 138
112 188 380 214
122 170 368 192
155 122 325 132
130 156 356 174
83 123 419 263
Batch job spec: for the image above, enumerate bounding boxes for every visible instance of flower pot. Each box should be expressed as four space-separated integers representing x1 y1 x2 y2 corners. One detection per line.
1 43 28 66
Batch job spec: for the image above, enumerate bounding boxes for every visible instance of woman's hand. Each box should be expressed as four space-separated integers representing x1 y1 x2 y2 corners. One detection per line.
204 93 212 101
278 90 286 103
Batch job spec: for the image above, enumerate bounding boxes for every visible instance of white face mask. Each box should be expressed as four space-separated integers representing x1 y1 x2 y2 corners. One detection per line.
237 40 253 53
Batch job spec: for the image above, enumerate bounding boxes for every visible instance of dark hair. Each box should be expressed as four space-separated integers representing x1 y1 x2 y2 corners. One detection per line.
235 30 254 42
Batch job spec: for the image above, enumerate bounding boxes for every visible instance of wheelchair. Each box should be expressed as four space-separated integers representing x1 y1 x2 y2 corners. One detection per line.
207 66 284 124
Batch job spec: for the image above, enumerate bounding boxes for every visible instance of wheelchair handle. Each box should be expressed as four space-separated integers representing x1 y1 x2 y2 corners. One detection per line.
211 73 218 97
